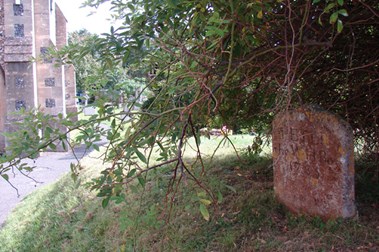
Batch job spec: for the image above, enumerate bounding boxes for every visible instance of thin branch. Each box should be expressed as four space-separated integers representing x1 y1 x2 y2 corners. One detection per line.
188 114 206 175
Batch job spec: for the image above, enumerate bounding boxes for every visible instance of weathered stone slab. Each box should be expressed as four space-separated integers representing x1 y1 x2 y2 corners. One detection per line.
272 106 356 219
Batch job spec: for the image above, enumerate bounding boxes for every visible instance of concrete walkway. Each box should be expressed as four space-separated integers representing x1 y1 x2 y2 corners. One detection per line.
0 145 92 227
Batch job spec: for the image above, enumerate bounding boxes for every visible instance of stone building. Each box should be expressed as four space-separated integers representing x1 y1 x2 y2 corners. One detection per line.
0 0 76 152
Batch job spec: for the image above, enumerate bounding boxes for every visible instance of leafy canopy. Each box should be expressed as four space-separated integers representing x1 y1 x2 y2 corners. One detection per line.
1 0 378 208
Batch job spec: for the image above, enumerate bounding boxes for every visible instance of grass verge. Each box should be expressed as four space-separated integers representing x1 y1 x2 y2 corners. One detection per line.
0 136 378 251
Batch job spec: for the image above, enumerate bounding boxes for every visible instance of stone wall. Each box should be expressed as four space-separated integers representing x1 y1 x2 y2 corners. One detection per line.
0 0 5 150
55 4 66 49
0 0 4 64
0 66 5 151
5 62 35 114
64 64 77 118
55 3 77 119
2 0 36 149
34 0 64 116
0 0 76 152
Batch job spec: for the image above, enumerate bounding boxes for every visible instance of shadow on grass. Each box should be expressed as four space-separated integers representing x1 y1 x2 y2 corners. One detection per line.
0 152 378 251
0 174 123 251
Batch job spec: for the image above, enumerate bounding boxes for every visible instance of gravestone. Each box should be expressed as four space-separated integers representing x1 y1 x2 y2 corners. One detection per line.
272 106 356 219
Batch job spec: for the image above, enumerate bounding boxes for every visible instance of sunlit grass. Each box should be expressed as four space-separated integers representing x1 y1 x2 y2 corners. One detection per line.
184 134 271 158
0 135 378 251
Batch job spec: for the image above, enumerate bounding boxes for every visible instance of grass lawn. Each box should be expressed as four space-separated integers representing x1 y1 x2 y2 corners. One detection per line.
0 135 378 251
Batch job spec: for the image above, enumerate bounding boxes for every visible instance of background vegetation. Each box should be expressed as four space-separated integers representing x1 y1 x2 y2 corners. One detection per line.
1 138 378 251
1 0 377 194
0 1 378 249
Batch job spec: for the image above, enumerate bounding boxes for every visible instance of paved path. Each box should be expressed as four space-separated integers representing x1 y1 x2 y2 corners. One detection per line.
0 145 91 227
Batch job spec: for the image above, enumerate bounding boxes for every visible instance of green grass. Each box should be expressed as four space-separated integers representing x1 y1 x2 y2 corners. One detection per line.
0 135 378 251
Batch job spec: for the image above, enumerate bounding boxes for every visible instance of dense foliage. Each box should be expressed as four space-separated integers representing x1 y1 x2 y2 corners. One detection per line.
82 0 378 145
0 0 378 205
67 30 145 104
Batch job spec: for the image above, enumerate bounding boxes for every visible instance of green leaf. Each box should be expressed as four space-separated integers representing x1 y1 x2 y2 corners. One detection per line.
121 49 131 67
257 10 263 19
138 137 151 146
312 0 321 3
208 12 220 24
22 166 33 172
112 195 125 204
135 148 147 163
127 3 135 12
217 191 223 204
130 184 139 194
1 174 9 181
195 133 201 145
200 199 212 206
190 61 198 69
197 191 207 198
172 133 177 142
324 3 335 13
49 143 57 150
45 127 53 138
70 163 76 172
337 0 344 6
93 144 100 151
45 127 53 134
338 9 348 17
329 12 338 24
111 119 116 129
127 168 136 178
145 38 150 48
205 26 227 37
102 197 110 208
61 141 67 151
157 141 165 151
199 204 210 221
137 176 146 187
167 0 179 8
337 19 343 33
